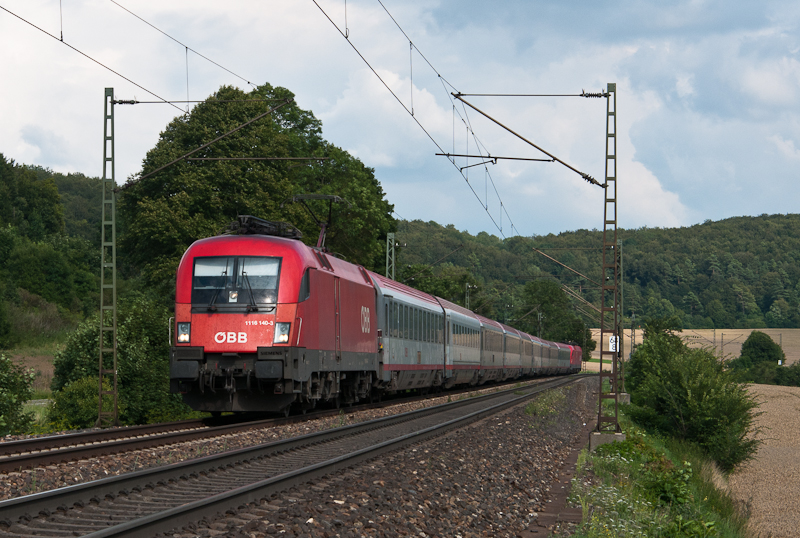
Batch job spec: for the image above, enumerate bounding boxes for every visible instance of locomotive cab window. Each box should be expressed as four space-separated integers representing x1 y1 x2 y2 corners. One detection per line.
192 256 281 310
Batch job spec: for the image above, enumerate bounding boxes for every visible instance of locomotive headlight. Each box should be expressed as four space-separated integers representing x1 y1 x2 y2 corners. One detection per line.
177 322 191 343
228 290 239 303
274 322 291 344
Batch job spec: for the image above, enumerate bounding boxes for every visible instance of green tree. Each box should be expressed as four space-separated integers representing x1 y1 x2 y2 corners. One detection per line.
730 330 785 370
0 154 64 239
516 279 595 353
400 263 477 305
51 294 191 425
0 353 34 434
119 84 394 293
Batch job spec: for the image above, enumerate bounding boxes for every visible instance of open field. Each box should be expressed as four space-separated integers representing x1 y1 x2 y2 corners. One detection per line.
589 328 800 366
728 384 800 537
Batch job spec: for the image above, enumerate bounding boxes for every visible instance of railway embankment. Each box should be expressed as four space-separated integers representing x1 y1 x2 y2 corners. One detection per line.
0 377 598 537
162 377 599 537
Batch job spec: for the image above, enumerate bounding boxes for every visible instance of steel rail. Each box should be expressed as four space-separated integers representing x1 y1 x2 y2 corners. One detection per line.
91 376 580 538
0 376 580 533
0 378 545 473
0 420 206 469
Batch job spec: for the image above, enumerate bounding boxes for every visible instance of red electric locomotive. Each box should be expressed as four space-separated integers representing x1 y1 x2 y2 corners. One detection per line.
170 216 379 415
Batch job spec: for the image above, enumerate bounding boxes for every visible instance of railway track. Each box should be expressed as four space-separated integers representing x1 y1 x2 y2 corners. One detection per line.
0 378 551 473
0 375 579 537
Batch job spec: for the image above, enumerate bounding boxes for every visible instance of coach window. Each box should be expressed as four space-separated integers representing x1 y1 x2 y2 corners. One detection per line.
425 312 433 343
390 301 395 336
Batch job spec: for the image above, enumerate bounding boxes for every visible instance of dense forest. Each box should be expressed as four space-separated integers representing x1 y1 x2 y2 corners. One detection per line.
3 154 800 352
393 215 800 331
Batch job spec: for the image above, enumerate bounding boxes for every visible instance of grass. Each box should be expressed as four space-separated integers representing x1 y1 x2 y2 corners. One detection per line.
567 416 748 538
22 401 52 433
524 387 566 427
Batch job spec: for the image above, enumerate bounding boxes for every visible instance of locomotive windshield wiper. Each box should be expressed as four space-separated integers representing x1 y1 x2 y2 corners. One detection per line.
241 270 259 312
207 270 228 311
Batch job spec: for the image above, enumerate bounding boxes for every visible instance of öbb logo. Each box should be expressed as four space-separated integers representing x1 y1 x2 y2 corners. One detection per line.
214 332 248 344
361 306 370 334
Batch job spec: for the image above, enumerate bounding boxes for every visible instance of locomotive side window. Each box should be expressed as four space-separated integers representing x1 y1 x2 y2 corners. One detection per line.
298 268 311 302
192 256 281 308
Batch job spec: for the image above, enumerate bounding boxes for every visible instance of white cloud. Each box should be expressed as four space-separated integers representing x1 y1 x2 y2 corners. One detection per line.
740 57 800 105
676 74 695 97
2 0 800 236
770 134 800 160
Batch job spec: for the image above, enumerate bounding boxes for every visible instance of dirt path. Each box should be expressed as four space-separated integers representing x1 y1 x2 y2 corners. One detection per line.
729 384 800 537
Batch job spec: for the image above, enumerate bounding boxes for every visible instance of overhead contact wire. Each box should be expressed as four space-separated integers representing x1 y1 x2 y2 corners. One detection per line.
310 0 507 237
107 0 255 87
0 5 184 113
458 99 520 234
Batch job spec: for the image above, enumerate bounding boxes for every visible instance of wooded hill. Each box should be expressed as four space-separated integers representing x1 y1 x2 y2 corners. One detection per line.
394 215 800 330
3 146 799 346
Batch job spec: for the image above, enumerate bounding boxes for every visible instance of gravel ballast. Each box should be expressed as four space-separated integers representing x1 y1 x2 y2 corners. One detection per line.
170 378 597 538
1 377 598 537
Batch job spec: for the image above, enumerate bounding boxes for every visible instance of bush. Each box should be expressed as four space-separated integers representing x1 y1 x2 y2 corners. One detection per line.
47 376 122 430
627 323 761 472
0 300 13 349
0 353 35 434
50 294 194 426
729 331 784 370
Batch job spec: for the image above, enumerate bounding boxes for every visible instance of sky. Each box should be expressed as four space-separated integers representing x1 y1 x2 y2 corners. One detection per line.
2 0 799 239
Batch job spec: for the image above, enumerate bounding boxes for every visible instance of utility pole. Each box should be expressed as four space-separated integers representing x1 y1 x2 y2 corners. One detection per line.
385 232 396 280
596 82 623 437
617 239 624 394
97 88 120 427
